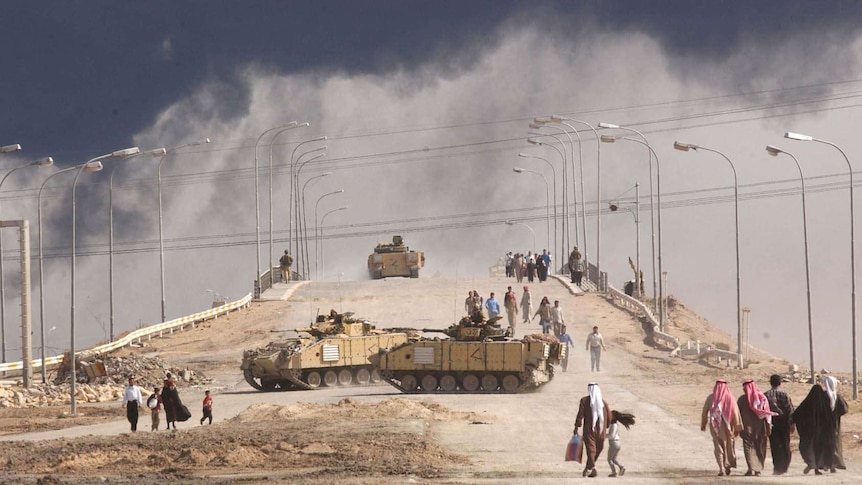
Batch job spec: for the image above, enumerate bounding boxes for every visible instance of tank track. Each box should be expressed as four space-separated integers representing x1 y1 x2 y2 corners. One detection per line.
378 365 551 394
244 366 382 392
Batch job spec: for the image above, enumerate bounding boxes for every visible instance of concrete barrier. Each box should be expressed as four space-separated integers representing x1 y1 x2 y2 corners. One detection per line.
607 285 680 353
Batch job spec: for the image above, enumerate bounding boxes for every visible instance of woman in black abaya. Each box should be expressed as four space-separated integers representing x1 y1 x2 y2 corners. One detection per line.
791 384 836 475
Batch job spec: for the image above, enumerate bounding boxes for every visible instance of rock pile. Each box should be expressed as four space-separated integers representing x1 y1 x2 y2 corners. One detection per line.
55 353 210 391
0 382 124 408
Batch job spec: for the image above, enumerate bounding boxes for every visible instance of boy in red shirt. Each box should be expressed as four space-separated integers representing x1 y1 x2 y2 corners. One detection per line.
200 390 213 425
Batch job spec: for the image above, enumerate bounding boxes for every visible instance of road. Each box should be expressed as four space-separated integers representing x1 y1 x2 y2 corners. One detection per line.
3 275 859 484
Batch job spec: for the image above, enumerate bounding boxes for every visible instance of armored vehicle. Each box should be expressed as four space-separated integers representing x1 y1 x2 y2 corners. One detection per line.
367 235 425 279
241 312 409 391
370 315 565 394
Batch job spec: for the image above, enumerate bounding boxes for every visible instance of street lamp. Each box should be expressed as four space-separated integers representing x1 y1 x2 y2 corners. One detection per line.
518 153 556 254
609 182 640 299
784 131 858 398
766 144 815 382
38 162 101 382
0 144 21 154
313 184 344 280
0 156 53 364
108 148 166 340
674 141 742 368
505 220 536 251
320 206 348 280
71 147 139 415
253 122 300 295
529 127 570 261
601 133 664 327
525 138 563 266
158 138 211 323
289 137 326 276
294 150 327 278
513 167 551 250
536 119 586 253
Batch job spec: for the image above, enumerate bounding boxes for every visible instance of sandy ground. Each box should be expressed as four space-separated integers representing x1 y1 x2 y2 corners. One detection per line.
0 275 860 484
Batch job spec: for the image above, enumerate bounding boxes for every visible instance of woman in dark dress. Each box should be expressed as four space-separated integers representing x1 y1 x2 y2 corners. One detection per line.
792 384 836 475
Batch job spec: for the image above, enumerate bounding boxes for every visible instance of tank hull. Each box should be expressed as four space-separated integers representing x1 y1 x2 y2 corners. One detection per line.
367 250 424 279
241 333 409 391
372 338 564 394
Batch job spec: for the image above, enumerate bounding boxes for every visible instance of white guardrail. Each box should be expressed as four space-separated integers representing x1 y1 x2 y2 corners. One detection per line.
0 293 253 374
606 284 681 353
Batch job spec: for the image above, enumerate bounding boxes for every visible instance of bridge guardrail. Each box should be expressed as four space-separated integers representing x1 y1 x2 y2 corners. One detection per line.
0 292 253 374
607 284 680 353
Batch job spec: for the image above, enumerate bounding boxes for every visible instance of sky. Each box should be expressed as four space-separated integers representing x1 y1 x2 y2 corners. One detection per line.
3 1 862 373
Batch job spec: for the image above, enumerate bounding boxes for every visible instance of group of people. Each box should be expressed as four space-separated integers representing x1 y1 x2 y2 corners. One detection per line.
505 250 554 283
701 375 847 477
572 382 636 477
121 372 215 432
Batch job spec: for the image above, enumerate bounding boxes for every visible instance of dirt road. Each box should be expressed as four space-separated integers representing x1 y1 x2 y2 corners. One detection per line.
1 276 859 483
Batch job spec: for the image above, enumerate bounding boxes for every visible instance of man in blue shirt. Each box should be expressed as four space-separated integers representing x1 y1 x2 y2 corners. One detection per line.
485 292 500 320
559 325 574 372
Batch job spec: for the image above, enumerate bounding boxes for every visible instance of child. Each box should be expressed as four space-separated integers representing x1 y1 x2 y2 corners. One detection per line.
200 390 213 425
148 386 162 432
608 410 636 477
558 325 574 372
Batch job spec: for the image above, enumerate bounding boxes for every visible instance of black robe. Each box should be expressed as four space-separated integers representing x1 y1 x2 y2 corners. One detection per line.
791 385 836 470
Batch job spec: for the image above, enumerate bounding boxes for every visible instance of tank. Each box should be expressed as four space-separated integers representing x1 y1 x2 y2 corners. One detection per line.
368 235 425 279
369 314 566 394
241 312 410 391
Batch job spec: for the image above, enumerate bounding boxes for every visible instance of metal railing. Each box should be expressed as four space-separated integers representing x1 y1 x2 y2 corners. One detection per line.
586 261 608 292
255 267 302 298
0 292 252 374
607 284 679 352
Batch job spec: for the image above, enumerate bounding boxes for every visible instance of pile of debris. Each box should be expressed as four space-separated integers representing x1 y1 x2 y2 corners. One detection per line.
0 382 124 408
54 353 210 391
777 364 851 385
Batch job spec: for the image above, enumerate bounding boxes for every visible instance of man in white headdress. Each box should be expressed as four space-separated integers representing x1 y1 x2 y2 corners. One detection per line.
822 375 848 471
573 383 611 477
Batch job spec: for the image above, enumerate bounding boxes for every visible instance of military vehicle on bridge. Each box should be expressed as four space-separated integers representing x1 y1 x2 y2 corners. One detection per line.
367 235 425 279
241 312 410 391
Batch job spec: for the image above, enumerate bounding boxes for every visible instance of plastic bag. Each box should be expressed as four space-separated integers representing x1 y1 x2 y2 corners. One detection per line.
565 434 582 462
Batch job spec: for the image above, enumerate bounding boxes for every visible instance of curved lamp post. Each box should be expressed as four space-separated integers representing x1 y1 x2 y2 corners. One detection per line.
513 167 551 250
601 134 664 327
529 128 570 260
766 144 815 382
294 150 327 278
289 136 326 274
38 161 102 382
108 148 166 340
0 156 53 364
674 141 743 368
320 206 348 280
526 138 563 266
505 220 536 251
609 182 640 298
253 122 299 293
157 138 210 323
535 119 584 253
71 147 139 414
313 184 344 280
784 131 858 398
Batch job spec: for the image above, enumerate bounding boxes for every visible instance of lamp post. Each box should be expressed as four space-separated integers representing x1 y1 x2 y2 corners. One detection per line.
294 150 327 278
157 138 210 323
71 147 139 415
766 144 815 381
513 167 551 250
253 122 299 294
313 184 344 280
0 156 53 364
320 206 348 280
609 182 640 298
269 131 320 274
674 141 742 368
526 138 564 267
529 128 570 261
505 220 536 251
38 163 101 382
601 134 664 328
535 119 585 252
108 148 166 340
784 132 858 398
518 153 556 253
289 137 326 276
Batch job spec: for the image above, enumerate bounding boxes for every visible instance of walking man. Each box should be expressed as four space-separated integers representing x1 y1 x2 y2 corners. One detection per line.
559 325 574 372
573 383 611 478
585 326 606 372
701 379 742 476
503 286 518 333
764 374 794 475
520 286 532 325
737 380 773 476
551 300 565 337
122 376 143 432
485 292 500 320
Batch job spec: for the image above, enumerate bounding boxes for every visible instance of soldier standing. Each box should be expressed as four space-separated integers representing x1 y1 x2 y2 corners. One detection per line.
279 250 294 282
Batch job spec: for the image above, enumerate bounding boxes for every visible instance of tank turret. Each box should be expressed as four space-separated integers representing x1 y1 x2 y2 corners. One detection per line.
420 314 510 341
295 311 376 338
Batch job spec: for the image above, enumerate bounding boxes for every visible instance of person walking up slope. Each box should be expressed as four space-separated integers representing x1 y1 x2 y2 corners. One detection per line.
737 380 775 476
520 286 532 325
701 379 742 476
121 377 143 432
764 374 794 475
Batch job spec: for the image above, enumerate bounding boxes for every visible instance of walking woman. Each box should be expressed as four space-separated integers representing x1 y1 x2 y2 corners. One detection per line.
532 296 552 334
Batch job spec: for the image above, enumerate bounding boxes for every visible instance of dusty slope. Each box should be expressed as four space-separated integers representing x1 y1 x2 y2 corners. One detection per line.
0 276 859 484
